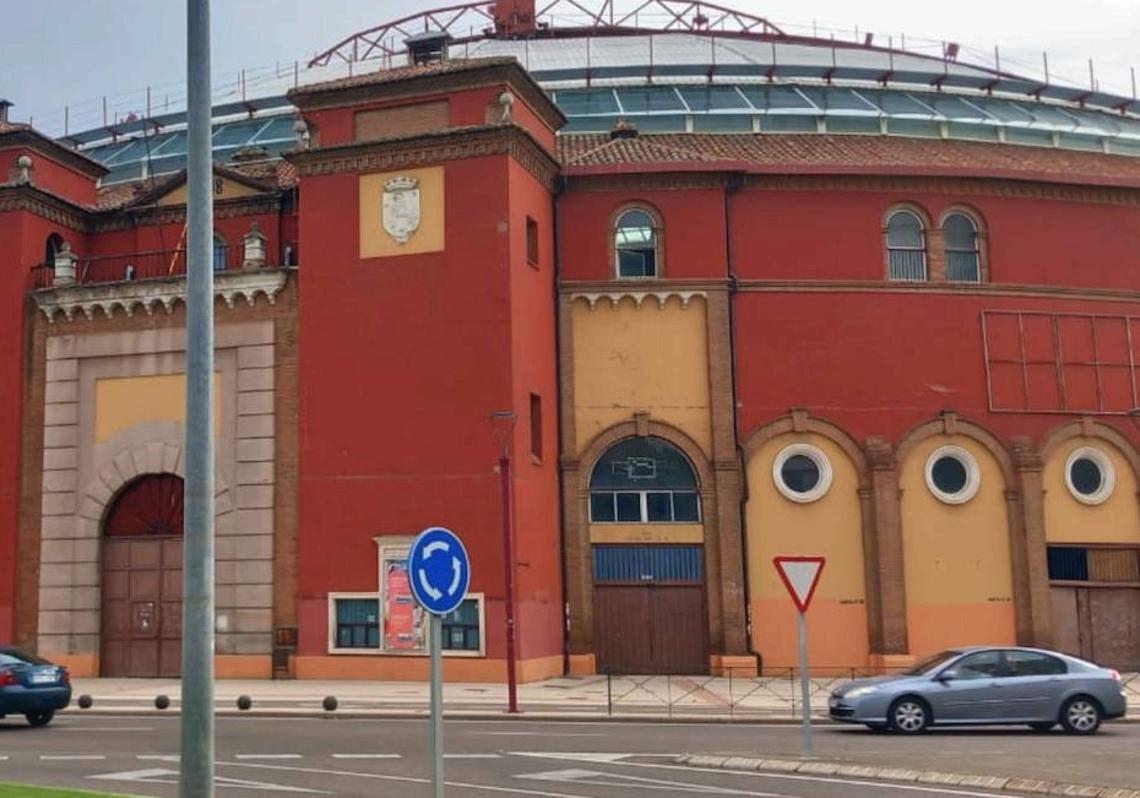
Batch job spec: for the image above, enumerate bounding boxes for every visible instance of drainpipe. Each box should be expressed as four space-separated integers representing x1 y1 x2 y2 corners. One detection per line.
723 171 762 668
551 173 570 675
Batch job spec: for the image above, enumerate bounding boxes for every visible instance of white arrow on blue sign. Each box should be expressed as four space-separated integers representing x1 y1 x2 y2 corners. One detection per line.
408 526 471 616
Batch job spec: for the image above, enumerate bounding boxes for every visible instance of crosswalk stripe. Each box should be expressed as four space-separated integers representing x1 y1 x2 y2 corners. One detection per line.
40 755 106 761
331 754 402 759
444 754 502 759
234 754 303 760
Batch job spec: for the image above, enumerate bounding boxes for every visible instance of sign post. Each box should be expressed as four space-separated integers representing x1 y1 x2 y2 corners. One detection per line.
773 556 825 759
409 527 471 798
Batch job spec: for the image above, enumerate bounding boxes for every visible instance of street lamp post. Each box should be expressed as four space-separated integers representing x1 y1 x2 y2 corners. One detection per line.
491 411 519 714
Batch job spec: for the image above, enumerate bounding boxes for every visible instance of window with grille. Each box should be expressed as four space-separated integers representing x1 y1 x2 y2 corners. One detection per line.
1047 546 1140 584
589 437 700 523
944 212 980 282
334 598 380 649
886 210 927 281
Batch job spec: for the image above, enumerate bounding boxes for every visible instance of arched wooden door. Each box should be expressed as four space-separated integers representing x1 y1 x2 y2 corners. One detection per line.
100 474 184 677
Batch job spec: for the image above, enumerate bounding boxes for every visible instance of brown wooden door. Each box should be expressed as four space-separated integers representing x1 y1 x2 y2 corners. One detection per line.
101 537 182 677
1050 585 1140 669
595 585 708 674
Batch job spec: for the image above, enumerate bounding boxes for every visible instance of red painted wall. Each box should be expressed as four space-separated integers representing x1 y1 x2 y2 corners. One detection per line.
296 151 561 662
558 186 728 281
0 146 98 207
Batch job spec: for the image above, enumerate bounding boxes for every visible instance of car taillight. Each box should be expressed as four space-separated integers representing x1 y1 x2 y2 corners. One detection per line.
0 670 17 687
60 669 70 685
1109 669 1121 682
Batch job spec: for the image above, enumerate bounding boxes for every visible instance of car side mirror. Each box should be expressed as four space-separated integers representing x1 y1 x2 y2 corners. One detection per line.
936 669 958 682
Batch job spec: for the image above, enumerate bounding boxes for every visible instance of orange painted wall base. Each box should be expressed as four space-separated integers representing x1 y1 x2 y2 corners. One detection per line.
293 654 563 683
710 654 758 676
868 653 917 672
568 654 596 675
42 654 272 679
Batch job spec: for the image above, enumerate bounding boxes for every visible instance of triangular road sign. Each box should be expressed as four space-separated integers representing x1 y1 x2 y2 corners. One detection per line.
773 556 825 613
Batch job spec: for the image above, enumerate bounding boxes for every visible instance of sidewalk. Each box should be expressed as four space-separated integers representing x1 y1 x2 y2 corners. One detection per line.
67 672 1140 720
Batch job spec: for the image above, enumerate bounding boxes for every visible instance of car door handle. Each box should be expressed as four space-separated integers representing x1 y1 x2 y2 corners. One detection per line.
988 681 1004 687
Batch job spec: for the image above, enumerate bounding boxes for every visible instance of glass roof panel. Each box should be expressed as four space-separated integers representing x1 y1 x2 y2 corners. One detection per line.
615 87 686 113
554 89 620 116
1020 103 1079 130
150 131 188 157
103 139 151 165
212 120 268 147
253 116 299 142
739 86 815 112
861 91 935 117
972 99 1035 123
927 95 992 122
796 87 878 113
677 86 750 111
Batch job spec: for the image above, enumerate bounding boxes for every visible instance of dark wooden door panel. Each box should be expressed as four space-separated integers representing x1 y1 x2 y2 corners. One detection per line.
649 586 708 675
101 535 183 678
1050 587 1082 659
595 586 652 674
1088 588 1140 669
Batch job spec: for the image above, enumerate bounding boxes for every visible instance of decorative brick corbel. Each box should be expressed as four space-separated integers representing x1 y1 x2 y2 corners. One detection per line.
865 436 896 470
790 408 809 432
940 410 958 436
633 411 650 437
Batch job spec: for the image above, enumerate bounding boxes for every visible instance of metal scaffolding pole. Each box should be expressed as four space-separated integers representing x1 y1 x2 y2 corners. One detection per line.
181 0 215 796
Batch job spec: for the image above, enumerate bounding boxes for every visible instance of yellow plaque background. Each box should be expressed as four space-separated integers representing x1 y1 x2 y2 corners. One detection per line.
358 166 445 258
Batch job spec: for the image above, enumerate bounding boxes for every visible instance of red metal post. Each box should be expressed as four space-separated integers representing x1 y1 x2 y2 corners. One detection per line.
499 453 519 713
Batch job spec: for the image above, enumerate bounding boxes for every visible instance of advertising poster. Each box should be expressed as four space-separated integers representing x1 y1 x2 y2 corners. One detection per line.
383 554 426 652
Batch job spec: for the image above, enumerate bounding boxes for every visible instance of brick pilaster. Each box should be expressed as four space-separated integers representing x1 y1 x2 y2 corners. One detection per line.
1010 437 1054 648
866 436 909 654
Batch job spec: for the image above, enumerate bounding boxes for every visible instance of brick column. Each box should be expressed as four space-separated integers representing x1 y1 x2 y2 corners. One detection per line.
1009 438 1054 648
705 289 749 668
866 436 909 658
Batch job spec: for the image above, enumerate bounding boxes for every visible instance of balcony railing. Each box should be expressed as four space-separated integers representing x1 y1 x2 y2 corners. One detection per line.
30 242 297 290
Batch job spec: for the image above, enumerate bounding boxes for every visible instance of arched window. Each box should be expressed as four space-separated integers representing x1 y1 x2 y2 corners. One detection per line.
886 210 927 281
589 437 699 523
614 208 659 278
44 233 64 267
213 232 228 272
943 212 981 282
104 474 184 537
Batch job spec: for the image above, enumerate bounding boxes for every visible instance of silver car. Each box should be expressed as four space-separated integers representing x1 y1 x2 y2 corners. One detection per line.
829 646 1128 734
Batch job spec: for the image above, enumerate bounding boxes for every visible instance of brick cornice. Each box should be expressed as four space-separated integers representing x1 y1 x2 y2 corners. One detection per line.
564 173 732 192
91 195 284 232
561 278 730 294
287 124 559 190
0 185 93 231
744 174 1140 207
737 279 1140 305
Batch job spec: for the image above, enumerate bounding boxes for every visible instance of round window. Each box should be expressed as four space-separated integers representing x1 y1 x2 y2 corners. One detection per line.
924 446 981 504
1064 447 1115 505
772 444 833 503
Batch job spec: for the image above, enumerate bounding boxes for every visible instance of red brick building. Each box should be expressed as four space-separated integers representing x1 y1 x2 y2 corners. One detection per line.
2 1 1139 679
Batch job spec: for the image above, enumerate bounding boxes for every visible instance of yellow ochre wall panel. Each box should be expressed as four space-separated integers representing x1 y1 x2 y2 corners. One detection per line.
899 435 1015 656
572 296 710 454
158 176 260 206
359 166 445 258
95 374 221 443
589 523 704 544
1043 437 1140 544
746 433 868 669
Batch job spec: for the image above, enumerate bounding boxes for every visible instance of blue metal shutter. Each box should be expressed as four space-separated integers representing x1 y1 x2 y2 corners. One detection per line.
593 545 703 584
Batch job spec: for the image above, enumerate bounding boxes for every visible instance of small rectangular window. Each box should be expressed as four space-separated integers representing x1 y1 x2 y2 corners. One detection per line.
441 598 482 652
1047 546 1089 581
646 492 673 522
526 216 539 267
615 492 641 522
334 598 379 649
529 393 542 460
672 492 700 522
590 492 616 522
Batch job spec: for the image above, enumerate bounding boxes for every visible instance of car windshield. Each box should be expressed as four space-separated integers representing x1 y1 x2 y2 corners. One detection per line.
901 650 961 676
0 648 51 667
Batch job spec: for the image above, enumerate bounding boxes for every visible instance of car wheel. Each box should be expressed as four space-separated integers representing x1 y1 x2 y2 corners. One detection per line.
1060 696 1102 735
25 711 54 728
1028 722 1054 732
888 697 930 734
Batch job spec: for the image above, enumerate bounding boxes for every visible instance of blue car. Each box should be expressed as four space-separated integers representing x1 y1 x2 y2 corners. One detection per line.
0 646 72 727
829 646 1128 735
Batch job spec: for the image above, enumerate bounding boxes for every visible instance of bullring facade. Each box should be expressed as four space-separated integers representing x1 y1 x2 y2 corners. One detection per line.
1 1 1139 679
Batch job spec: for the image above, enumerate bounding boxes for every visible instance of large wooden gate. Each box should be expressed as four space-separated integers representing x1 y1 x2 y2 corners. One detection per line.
99 474 185 678
593 545 708 674
1051 586 1140 669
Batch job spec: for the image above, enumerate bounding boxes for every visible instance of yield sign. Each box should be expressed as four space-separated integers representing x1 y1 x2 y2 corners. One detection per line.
773 556 825 613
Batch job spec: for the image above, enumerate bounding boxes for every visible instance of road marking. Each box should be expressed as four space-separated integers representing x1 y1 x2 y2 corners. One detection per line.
519 767 788 796
40 755 106 761
332 754 403 759
445 753 502 759
59 726 155 732
222 760 602 798
91 767 328 793
510 752 643 763
471 731 602 737
234 754 304 760
137 754 180 762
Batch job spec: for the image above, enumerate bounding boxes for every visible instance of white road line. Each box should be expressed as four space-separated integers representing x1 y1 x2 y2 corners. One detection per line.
0 756 8 761
445 754 502 759
471 732 602 737
331 754 403 759
234 754 304 760
39 755 107 761
58 726 155 732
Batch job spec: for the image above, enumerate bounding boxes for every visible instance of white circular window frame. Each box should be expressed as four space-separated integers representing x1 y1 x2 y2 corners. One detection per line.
772 443 833 504
924 445 981 505
1064 446 1115 506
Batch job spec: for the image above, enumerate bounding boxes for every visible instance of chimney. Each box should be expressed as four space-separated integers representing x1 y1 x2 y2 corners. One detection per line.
610 119 639 140
0 100 12 125
493 0 537 36
405 31 453 66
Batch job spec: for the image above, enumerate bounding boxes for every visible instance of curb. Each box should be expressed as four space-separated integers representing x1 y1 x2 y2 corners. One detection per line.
676 754 1140 798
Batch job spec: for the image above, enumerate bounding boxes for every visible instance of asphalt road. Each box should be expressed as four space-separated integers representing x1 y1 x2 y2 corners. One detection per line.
0 715 1136 797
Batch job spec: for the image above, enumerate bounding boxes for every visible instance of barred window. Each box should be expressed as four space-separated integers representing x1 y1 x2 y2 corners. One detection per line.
334 598 379 649
944 212 980 282
887 210 927 281
589 437 699 523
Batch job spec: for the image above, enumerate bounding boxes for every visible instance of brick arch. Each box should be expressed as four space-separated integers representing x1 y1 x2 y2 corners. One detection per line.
895 413 1016 488
576 419 714 498
742 410 869 488
1041 417 1140 479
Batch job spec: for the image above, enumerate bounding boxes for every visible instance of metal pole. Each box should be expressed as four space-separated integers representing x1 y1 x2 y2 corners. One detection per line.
430 613 444 798
499 453 519 713
796 612 814 758
181 1 215 797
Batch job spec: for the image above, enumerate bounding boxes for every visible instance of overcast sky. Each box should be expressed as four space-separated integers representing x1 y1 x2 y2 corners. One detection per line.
2 0 1137 136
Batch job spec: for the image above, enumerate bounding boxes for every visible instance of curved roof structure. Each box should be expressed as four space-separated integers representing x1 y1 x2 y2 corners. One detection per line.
66 1 1140 185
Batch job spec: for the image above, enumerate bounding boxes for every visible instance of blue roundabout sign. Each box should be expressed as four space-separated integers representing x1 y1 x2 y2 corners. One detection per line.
408 526 471 616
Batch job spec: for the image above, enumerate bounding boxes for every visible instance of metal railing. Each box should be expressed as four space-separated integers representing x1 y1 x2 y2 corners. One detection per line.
947 250 980 282
29 241 297 290
888 248 927 281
